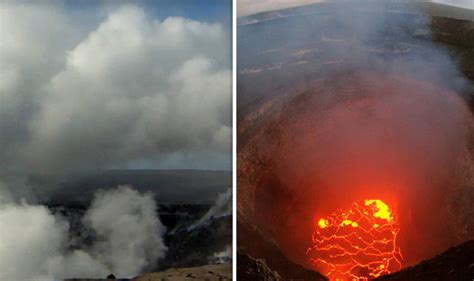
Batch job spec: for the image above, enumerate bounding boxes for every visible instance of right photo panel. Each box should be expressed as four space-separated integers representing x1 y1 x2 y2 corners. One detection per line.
236 1 474 281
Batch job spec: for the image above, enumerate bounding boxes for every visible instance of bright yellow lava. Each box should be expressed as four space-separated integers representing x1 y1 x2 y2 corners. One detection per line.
365 199 393 222
341 219 358 227
308 198 403 280
318 218 328 228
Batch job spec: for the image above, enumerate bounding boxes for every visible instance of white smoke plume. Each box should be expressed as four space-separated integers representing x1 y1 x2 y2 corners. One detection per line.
210 245 232 264
0 186 166 280
83 186 167 276
188 188 232 230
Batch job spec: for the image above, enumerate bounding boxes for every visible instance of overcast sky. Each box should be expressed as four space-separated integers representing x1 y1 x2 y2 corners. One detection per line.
0 0 232 173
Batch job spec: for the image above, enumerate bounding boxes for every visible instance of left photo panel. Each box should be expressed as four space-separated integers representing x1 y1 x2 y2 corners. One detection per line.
0 1 232 280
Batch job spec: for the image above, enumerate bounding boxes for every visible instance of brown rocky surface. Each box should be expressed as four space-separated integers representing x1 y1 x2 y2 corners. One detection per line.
132 264 231 281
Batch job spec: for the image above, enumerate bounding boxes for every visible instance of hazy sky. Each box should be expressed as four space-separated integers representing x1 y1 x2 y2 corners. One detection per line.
0 0 232 172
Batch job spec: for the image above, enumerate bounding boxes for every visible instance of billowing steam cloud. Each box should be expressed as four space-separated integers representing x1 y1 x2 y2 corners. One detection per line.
0 1 231 176
83 186 167 276
238 0 474 272
0 186 166 280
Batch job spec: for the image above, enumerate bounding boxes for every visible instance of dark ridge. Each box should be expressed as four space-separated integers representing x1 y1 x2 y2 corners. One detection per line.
375 240 474 281
238 222 328 281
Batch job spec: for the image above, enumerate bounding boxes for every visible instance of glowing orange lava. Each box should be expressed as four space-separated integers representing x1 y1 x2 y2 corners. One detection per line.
306 199 403 281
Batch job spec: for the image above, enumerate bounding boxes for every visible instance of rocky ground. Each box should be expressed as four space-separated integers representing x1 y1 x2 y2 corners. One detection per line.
237 223 327 281
237 252 282 281
375 240 474 281
132 264 232 281
64 264 231 281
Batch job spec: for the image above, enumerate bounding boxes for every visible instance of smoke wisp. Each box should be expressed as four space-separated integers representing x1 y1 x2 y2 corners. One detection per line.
189 188 232 230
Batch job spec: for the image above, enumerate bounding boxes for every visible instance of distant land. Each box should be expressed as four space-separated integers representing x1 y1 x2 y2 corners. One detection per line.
26 169 231 205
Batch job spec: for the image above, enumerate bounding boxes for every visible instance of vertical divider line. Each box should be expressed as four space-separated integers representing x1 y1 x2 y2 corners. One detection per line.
232 0 237 280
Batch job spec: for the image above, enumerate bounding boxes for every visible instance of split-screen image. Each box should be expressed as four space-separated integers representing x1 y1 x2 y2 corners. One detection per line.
1 0 474 280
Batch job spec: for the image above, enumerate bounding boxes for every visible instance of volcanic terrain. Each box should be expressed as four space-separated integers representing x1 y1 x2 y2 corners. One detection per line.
237 1 474 280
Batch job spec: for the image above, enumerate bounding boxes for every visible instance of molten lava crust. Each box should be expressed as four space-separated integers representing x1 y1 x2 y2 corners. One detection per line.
307 199 402 280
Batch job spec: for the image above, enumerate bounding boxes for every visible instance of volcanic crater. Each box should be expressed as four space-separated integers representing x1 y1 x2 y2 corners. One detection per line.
238 2 474 280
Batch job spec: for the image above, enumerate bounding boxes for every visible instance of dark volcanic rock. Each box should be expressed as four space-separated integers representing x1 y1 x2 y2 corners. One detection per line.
159 215 232 270
238 251 281 281
237 249 327 281
375 240 474 281
431 16 474 103
238 223 327 281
